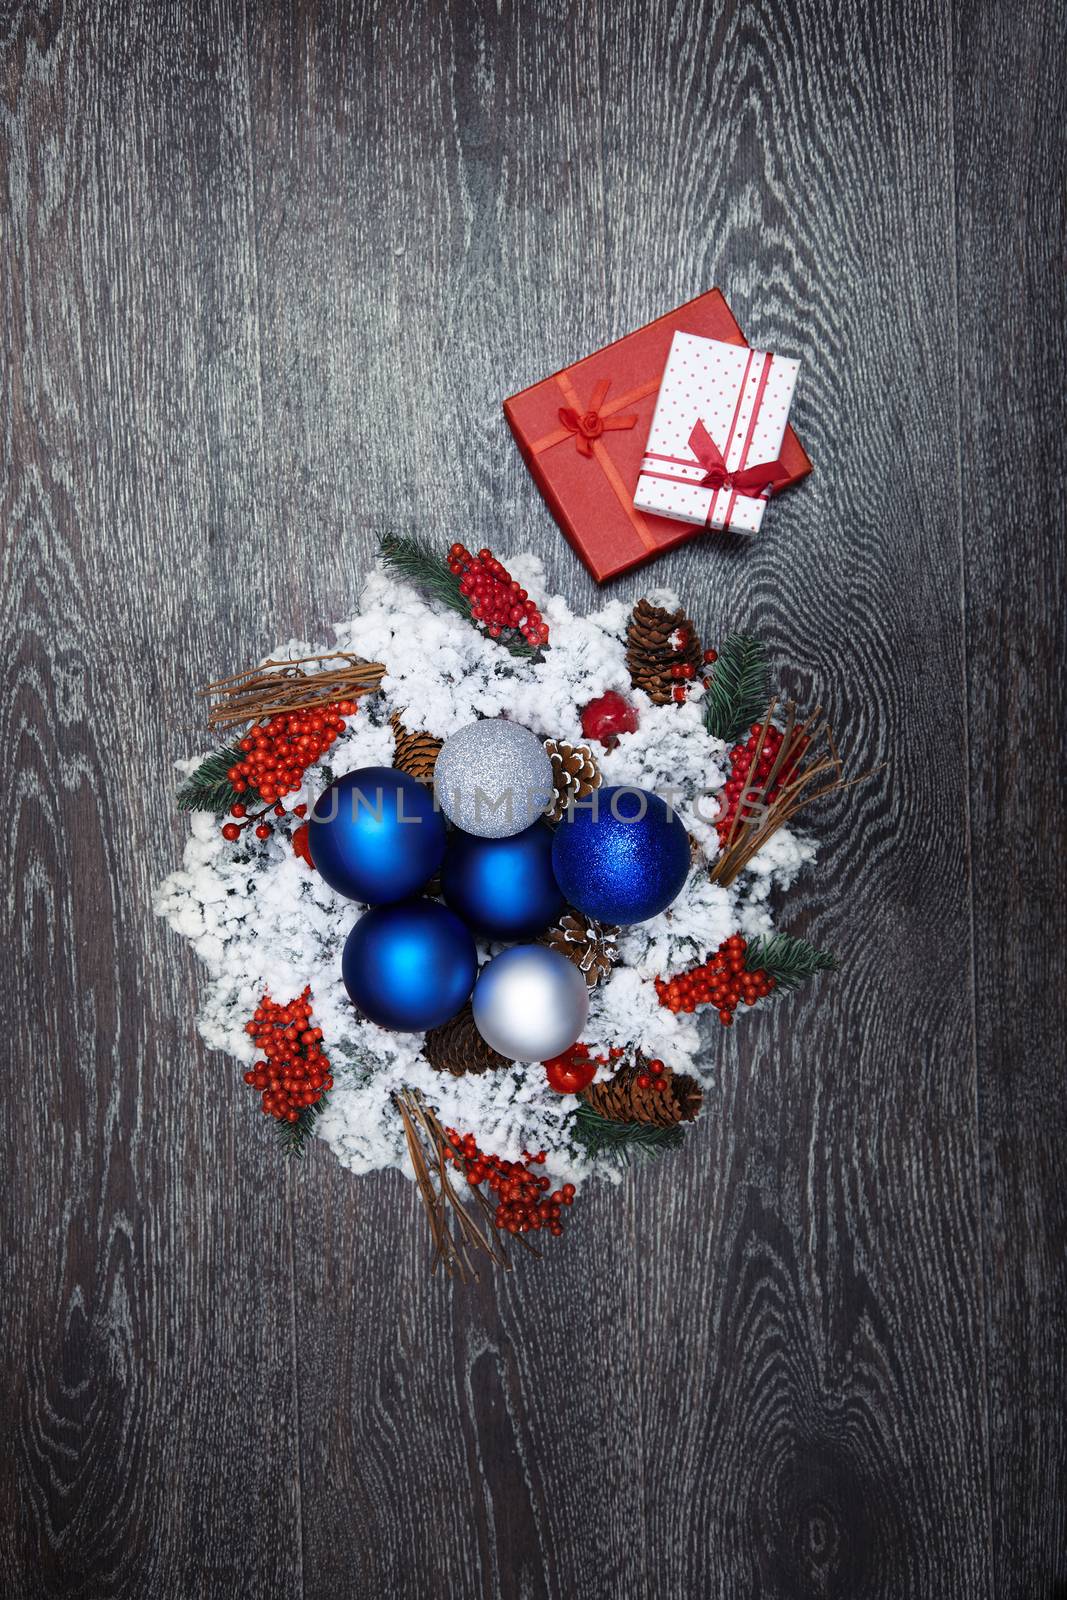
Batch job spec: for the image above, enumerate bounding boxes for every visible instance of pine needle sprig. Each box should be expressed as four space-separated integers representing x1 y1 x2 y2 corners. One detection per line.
570 1103 685 1165
274 1091 330 1158
177 745 250 813
704 633 770 743
378 534 540 660
379 534 469 613
745 932 839 992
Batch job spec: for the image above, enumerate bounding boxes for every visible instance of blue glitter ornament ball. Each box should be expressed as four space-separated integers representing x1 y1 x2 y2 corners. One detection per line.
441 820 566 942
342 899 477 1032
551 786 690 925
308 766 446 904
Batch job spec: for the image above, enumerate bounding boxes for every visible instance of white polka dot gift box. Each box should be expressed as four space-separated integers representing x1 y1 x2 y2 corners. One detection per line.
634 331 802 534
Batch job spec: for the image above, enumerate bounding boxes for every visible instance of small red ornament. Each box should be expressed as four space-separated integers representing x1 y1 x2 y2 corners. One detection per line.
580 690 639 749
291 821 314 869
544 1042 599 1095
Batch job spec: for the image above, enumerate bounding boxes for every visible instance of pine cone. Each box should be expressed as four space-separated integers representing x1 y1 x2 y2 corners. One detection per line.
390 713 442 784
543 912 619 987
422 1004 510 1076
543 739 601 822
626 598 704 705
579 1061 703 1125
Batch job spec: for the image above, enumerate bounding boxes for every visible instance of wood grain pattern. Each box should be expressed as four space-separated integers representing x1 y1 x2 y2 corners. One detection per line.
1 0 1063 1595
953 0 1067 1593
0 5 301 1597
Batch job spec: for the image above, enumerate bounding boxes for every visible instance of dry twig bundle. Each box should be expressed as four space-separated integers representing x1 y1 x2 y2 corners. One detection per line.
711 699 879 888
394 1089 538 1282
200 651 385 729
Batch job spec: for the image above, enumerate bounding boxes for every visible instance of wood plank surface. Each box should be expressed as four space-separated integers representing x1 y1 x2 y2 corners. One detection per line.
0 0 1062 1595
953 0 1067 1593
0 5 302 1597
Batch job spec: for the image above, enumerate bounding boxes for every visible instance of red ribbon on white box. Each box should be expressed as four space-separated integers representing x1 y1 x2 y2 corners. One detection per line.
635 338 800 533
641 416 793 526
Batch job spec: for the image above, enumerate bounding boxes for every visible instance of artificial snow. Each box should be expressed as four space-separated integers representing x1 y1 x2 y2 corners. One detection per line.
154 554 816 1187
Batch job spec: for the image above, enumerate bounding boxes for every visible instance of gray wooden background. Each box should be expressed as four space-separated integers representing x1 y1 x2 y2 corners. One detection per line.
3 1 1064 1596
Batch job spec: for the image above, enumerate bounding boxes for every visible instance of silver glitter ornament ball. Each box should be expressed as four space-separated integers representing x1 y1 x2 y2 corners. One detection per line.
471 944 590 1063
434 718 554 839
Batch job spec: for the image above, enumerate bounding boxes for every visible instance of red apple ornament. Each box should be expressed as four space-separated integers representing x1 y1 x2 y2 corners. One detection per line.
544 1043 599 1095
580 691 639 750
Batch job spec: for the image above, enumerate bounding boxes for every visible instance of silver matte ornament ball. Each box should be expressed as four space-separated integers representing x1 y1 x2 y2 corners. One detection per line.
471 944 590 1062
434 718 554 839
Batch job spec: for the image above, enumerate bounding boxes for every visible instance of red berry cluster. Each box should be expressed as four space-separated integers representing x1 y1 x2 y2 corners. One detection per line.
242 987 334 1122
634 1056 669 1091
228 703 356 803
447 544 550 647
668 628 717 705
220 701 356 843
655 934 775 1026
443 1129 575 1239
715 721 806 845
222 800 307 846
663 642 723 706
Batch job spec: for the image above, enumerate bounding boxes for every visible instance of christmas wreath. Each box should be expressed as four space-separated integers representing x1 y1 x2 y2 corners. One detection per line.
156 537 866 1280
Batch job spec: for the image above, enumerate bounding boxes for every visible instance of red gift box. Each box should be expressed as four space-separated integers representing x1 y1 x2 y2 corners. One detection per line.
504 288 812 583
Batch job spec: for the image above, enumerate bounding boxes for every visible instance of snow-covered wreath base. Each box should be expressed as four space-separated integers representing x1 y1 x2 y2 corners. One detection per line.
155 552 816 1192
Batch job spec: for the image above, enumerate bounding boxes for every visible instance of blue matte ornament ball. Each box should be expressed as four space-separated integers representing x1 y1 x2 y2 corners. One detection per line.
550 786 691 926
441 821 566 942
308 766 446 904
342 899 477 1032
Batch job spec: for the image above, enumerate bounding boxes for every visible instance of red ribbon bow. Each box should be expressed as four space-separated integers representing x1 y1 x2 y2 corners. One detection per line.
559 378 638 457
689 419 792 498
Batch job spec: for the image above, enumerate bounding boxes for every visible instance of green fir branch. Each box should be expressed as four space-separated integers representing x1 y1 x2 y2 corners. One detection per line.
379 533 469 613
569 1102 685 1166
704 633 770 743
745 932 839 992
177 745 250 814
273 1091 331 1159
378 534 540 660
